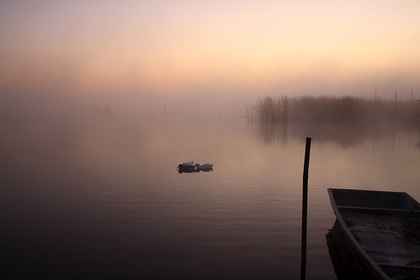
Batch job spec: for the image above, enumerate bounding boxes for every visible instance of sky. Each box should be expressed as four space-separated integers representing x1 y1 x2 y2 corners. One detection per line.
1 0 420 103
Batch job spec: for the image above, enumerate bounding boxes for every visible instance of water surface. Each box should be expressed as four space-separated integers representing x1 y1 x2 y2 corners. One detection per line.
1 109 420 279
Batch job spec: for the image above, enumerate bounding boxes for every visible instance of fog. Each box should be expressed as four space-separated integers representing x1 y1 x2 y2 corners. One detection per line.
2 73 419 129
2 2 420 279
2 0 420 121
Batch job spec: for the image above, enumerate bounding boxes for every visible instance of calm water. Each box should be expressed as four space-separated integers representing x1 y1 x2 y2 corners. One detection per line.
1 108 420 279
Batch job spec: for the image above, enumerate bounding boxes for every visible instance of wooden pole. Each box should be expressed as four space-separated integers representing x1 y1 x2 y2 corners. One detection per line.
300 137 311 280
164 97 167 120
148 101 154 119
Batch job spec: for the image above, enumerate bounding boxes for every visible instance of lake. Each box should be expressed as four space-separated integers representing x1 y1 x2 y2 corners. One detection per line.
1 105 420 279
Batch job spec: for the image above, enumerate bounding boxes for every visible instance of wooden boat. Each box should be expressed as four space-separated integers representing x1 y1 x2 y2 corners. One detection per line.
326 220 371 280
328 188 420 280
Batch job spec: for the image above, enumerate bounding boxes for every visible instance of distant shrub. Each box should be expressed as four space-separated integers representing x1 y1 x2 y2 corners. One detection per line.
256 96 289 123
251 95 420 127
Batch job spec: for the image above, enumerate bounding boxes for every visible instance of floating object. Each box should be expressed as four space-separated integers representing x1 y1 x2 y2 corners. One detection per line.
328 188 420 280
177 161 195 173
177 162 214 173
182 161 194 168
194 163 214 172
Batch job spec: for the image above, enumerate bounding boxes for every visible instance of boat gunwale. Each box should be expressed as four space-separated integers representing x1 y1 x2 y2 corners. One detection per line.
336 205 420 217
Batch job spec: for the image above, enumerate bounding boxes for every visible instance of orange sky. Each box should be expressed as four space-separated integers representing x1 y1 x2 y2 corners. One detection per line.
1 0 419 99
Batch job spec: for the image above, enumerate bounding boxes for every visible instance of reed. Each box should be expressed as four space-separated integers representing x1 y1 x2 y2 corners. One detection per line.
255 96 289 124
252 95 420 127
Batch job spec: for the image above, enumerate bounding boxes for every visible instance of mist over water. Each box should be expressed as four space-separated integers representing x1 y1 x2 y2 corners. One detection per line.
1 92 420 279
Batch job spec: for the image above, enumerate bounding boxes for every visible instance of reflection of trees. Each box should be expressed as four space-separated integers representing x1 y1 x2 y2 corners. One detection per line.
250 121 420 148
248 122 289 145
289 124 367 147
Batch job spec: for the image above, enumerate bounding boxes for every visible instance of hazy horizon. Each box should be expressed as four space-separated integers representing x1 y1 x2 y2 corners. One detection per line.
1 1 420 112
